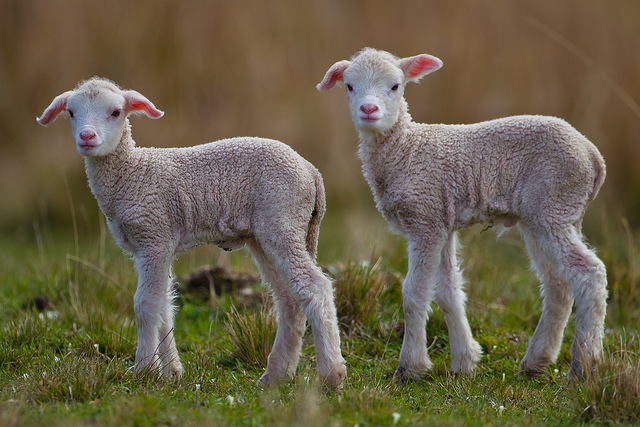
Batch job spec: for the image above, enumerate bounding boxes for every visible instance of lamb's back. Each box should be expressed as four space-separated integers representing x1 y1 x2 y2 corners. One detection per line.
377 115 604 231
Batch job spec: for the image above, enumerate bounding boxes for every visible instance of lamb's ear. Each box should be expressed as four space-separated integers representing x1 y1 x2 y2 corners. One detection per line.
123 90 164 119
36 90 74 126
398 54 443 83
317 60 351 92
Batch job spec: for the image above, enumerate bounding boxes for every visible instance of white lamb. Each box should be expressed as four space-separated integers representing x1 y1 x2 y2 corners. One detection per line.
37 77 346 391
318 48 607 381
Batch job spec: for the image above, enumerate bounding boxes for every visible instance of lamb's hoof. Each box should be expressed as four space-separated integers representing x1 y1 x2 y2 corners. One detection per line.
567 361 585 381
394 366 411 384
163 360 184 380
518 359 546 379
451 355 480 376
393 366 425 384
451 366 477 377
320 365 347 394
394 358 433 384
257 371 287 388
519 367 543 379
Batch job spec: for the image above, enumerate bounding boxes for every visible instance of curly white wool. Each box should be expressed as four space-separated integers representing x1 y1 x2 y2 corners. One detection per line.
38 77 346 391
318 48 607 381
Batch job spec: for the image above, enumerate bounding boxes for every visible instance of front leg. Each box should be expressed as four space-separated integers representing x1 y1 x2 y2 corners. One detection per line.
133 251 182 378
395 235 447 382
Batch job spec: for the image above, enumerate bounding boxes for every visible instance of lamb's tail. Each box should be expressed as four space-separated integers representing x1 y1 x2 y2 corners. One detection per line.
588 148 606 204
306 169 326 260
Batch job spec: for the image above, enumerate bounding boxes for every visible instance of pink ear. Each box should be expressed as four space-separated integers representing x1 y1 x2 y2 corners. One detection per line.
398 54 443 82
317 60 351 92
37 90 74 126
123 90 164 119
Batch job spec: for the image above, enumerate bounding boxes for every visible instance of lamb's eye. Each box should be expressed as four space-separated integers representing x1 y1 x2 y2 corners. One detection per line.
391 84 399 91
68 110 74 118
346 84 354 92
111 110 121 118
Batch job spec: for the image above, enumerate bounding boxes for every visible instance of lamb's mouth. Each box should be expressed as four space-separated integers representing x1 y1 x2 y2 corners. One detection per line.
360 116 381 125
78 142 100 153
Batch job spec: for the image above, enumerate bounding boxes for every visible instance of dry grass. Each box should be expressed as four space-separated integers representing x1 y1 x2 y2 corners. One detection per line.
223 301 277 369
575 332 640 422
332 258 402 335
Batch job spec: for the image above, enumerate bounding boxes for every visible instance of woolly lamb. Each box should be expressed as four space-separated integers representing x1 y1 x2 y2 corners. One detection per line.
37 77 346 391
318 48 607 381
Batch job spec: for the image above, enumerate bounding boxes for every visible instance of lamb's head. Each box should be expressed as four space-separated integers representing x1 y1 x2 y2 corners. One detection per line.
37 77 164 157
317 48 442 133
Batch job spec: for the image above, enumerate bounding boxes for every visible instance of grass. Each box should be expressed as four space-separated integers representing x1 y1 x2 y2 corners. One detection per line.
0 208 639 426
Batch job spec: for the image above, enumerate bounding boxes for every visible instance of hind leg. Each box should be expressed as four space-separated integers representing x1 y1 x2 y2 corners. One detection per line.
256 234 345 391
524 223 607 377
433 232 482 374
248 242 307 386
519 226 574 378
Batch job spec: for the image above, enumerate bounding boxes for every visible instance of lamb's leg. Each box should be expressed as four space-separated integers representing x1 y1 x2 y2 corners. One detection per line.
156 280 183 379
248 242 307 386
133 252 181 377
298 264 346 392
261 236 345 392
519 226 574 378
530 224 608 377
395 235 446 382
433 232 482 374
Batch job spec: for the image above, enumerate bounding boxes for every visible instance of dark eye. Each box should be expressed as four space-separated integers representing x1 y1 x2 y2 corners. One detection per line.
111 110 121 118
68 110 74 118
346 84 354 92
391 84 399 91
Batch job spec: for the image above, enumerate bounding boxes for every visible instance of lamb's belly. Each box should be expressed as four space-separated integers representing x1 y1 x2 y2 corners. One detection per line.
454 207 520 229
176 220 250 253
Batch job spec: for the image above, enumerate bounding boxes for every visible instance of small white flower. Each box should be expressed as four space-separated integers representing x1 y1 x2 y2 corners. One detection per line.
22 373 29 380
54 356 60 362
226 395 235 406
498 405 505 415
195 384 201 391
391 412 401 424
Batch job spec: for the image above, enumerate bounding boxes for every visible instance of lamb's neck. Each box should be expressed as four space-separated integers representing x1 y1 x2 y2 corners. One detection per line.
357 100 411 160
357 99 412 184
84 121 138 211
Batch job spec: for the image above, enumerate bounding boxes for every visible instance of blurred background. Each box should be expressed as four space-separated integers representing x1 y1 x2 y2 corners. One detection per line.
1 0 639 260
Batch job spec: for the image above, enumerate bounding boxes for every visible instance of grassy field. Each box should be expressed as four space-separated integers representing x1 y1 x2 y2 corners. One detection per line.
2 0 640 425
1 205 639 426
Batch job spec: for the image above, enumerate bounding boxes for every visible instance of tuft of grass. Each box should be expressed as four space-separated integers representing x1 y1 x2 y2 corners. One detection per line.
574 332 640 423
19 356 122 404
333 258 402 336
222 301 277 369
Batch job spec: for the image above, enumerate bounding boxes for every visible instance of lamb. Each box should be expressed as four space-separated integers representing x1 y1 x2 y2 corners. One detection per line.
317 48 607 381
37 77 346 391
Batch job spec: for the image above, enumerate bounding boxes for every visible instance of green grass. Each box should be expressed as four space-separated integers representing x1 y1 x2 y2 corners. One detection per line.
1 210 639 426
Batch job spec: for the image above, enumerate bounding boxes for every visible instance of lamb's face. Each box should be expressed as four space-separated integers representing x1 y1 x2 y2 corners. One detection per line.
317 48 443 135
67 88 128 157
37 77 164 157
343 57 406 133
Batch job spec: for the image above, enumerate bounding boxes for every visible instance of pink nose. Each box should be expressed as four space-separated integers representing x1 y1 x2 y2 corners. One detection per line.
360 104 379 115
80 129 97 142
